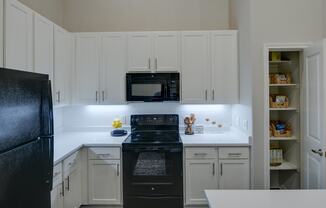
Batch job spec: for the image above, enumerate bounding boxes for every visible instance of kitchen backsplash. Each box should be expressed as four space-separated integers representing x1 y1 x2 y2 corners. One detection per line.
55 103 233 132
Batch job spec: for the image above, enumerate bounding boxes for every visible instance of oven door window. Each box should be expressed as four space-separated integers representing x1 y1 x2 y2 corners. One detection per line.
133 152 167 176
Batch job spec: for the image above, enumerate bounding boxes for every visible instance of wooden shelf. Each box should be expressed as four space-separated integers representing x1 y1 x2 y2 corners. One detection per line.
269 84 298 87
270 136 298 141
270 161 297 171
269 107 298 111
269 60 292 64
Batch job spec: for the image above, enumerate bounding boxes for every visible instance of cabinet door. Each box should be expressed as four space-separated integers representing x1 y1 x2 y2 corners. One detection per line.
54 25 71 106
127 32 152 72
34 13 53 80
181 32 210 104
100 33 127 104
219 160 250 189
51 184 64 208
64 168 82 208
4 0 33 71
75 33 100 104
153 32 180 72
88 160 121 205
0 0 3 67
185 159 218 205
211 31 239 104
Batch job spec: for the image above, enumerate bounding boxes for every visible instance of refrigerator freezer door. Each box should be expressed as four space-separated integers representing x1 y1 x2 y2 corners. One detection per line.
0 138 51 208
0 68 50 153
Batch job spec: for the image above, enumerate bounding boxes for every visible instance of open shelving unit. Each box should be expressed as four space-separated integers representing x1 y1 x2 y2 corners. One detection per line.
265 49 303 190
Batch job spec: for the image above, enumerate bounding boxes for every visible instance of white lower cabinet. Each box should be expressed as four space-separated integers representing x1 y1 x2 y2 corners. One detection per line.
185 159 218 205
87 148 122 205
185 147 250 206
51 151 82 208
219 160 250 189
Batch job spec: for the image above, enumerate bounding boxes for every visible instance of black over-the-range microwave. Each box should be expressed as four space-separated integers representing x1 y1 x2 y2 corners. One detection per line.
126 73 180 102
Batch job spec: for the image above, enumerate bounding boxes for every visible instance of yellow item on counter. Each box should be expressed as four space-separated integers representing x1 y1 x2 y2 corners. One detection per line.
112 119 122 129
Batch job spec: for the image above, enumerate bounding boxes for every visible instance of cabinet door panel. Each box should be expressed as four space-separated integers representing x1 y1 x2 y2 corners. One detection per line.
154 32 180 72
185 159 218 205
54 25 71 106
127 32 152 72
181 32 210 104
4 0 33 71
211 31 239 104
0 0 3 67
34 13 53 80
101 33 126 104
75 34 100 104
51 184 63 208
219 160 250 189
88 160 121 205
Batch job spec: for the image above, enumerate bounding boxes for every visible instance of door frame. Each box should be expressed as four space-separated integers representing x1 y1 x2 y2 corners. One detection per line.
263 43 311 189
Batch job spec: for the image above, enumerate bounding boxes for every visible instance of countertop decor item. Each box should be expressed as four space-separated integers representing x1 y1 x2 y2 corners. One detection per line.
184 114 196 135
111 118 127 137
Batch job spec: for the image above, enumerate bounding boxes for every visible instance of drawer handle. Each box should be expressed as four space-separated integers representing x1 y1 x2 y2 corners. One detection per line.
97 153 112 157
194 153 208 156
228 153 242 156
53 172 61 177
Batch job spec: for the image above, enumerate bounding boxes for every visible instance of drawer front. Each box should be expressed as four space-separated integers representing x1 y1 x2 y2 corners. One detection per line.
219 147 249 159
88 147 120 160
53 163 63 187
63 151 79 175
185 148 217 159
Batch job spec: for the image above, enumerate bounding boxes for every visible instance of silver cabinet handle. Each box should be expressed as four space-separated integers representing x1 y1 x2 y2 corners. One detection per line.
65 176 70 191
61 182 64 197
148 58 151 69
220 163 223 176
56 91 60 103
194 153 207 156
117 164 120 176
212 90 215 101
96 91 98 102
205 90 208 101
212 163 215 175
155 58 158 70
102 91 105 102
311 149 323 157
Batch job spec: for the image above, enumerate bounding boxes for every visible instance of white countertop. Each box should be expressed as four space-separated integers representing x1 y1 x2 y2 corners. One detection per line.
54 129 250 165
205 190 326 208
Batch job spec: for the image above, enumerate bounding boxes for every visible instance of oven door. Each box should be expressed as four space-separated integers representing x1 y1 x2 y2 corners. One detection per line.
126 73 166 102
123 145 183 197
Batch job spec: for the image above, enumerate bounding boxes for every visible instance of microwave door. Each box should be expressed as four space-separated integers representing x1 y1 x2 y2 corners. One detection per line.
128 81 165 102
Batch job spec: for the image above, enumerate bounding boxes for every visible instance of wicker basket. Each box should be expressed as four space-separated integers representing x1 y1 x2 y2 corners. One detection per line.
270 73 292 84
270 121 292 137
270 95 289 108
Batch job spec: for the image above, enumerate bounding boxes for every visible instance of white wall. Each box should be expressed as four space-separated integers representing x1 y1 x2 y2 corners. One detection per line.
323 0 326 37
60 104 232 131
18 0 64 26
231 0 323 189
0 0 3 67
62 0 230 32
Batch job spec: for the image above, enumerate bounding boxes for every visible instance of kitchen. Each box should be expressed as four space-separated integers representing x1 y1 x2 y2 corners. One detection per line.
0 0 326 208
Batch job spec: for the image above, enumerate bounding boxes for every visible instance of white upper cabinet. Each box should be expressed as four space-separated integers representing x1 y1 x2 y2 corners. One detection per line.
54 25 71 106
0 0 3 67
181 31 210 104
4 0 33 71
127 32 152 72
128 32 180 72
100 33 127 104
74 33 100 104
211 31 239 104
34 13 53 79
153 32 180 72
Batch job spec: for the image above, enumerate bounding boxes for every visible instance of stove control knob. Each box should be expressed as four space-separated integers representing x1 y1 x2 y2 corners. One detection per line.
151 187 155 191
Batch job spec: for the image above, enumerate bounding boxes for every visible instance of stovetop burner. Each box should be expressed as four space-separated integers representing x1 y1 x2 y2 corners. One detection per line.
123 114 182 146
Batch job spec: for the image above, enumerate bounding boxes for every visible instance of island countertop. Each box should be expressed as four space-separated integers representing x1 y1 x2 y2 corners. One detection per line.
205 190 326 208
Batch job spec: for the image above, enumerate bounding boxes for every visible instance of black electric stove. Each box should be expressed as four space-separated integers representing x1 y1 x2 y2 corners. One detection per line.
122 115 183 208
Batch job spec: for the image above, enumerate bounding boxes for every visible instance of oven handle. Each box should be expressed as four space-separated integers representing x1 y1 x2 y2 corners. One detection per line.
124 148 182 153
133 195 181 199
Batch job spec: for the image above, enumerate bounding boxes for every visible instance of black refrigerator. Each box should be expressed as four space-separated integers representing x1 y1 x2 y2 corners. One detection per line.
0 68 54 208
